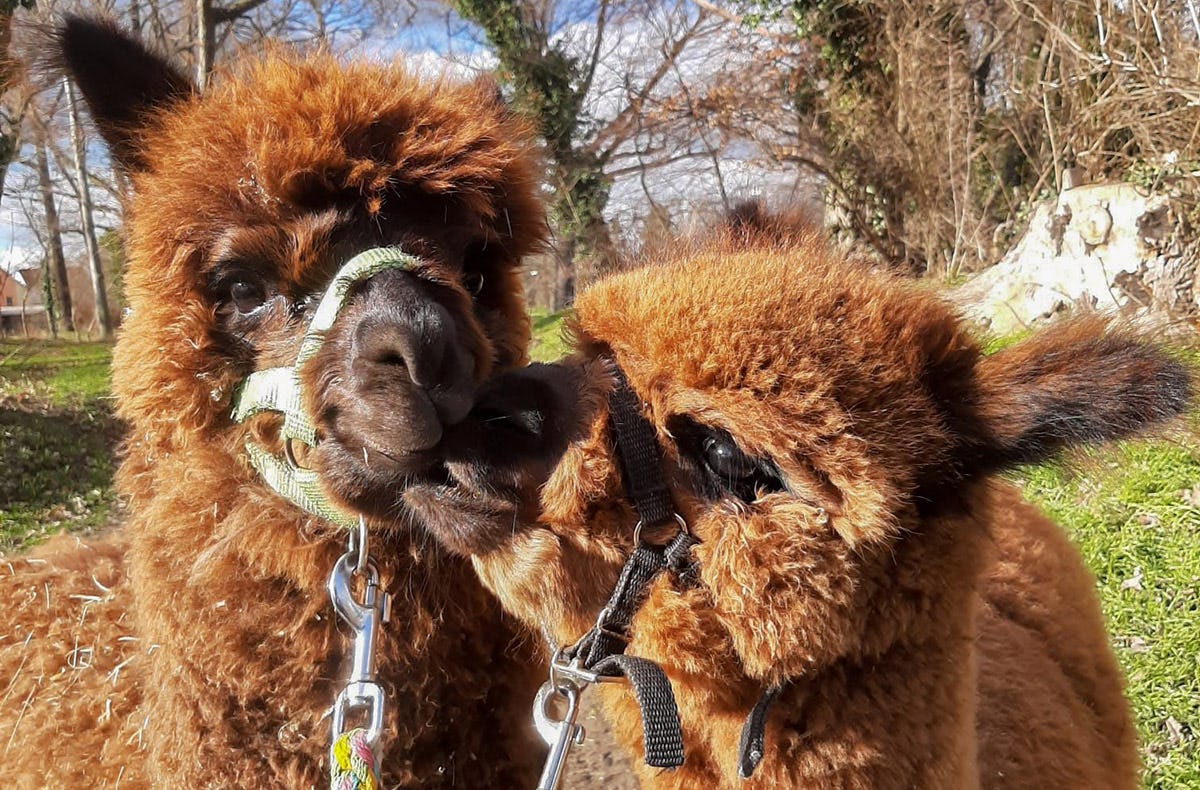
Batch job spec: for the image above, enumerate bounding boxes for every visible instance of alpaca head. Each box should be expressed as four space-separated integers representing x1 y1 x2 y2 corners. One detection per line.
56 17 545 524
409 225 1189 683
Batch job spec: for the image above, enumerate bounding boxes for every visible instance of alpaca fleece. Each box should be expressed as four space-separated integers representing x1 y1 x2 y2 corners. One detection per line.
409 222 1189 788
0 19 548 787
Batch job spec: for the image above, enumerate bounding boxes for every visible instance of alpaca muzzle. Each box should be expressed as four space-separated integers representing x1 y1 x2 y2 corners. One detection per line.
230 246 420 529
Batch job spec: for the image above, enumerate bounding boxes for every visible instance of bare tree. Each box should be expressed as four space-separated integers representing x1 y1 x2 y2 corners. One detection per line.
64 76 110 337
733 0 1200 276
34 136 72 333
195 0 270 89
445 0 764 306
0 0 35 213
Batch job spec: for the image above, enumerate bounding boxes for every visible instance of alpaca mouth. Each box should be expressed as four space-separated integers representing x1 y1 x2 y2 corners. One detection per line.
401 465 525 557
398 393 546 551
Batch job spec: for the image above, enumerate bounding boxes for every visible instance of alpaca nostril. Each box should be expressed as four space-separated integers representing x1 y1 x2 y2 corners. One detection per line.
376 350 409 372
353 317 442 387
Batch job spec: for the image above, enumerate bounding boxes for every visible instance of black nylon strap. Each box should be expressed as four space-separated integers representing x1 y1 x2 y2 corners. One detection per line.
593 655 685 768
737 684 783 779
609 367 675 527
576 530 698 667
548 366 698 770
562 530 695 768
580 542 665 665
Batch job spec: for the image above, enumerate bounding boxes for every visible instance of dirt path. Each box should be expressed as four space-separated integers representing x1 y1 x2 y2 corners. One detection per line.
562 697 638 789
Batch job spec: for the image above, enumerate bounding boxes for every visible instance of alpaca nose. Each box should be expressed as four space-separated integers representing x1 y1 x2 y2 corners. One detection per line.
347 269 475 451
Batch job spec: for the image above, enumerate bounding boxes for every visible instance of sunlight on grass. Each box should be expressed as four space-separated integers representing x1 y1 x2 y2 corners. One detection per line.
0 340 120 550
0 339 114 404
530 307 572 362
1013 441 1200 789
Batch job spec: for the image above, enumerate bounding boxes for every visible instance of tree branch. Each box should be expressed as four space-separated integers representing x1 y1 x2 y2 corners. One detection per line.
212 0 271 24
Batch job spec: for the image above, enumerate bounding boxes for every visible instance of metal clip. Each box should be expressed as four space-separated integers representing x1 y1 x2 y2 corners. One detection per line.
550 645 627 689
533 679 585 790
328 547 392 750
532 647 627 790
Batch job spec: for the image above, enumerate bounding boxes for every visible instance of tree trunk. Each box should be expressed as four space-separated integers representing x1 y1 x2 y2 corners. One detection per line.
196 0 214 91
0 119 21 217
552 234 576 311
65 78 111 339
551 161 612 308
0 7 29 216
35 141 73 334
39 256 57 338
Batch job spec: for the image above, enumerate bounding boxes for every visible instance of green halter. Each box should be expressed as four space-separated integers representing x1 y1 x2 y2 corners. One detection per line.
231 247 420 529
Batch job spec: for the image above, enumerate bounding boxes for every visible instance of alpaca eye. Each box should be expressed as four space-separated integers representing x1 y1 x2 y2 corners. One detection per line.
668 415 787 504
463 270 485 296
228 279 266 314
703 437 758 480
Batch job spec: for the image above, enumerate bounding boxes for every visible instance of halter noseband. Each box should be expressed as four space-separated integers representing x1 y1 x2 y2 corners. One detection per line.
230 246 420 528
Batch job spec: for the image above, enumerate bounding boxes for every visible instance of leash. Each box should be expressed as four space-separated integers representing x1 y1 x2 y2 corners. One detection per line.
533 366 694 789
231 247 416 788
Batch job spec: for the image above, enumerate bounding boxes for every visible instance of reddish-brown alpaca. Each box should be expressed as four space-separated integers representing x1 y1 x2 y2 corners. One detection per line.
0 18 547 787
409 215 1189 788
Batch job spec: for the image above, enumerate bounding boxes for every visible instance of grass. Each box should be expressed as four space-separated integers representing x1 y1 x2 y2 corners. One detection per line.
530 307 573 362
1013 443 1200 788
0 338 114 402
0 338 122 550
0 325 1197 786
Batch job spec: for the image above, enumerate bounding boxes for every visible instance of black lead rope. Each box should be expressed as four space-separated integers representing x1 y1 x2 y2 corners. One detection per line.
555 365 695 770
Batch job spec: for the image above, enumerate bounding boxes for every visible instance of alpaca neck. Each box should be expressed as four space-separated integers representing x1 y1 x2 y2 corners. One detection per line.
764 510 987 788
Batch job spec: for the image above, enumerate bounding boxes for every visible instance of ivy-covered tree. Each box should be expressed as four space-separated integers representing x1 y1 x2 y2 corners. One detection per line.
449 0 729 307
450 0 613 307
747 0 1200 276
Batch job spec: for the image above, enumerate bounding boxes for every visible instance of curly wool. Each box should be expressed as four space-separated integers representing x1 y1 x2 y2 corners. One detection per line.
468 223 1181 788
0 45 546 788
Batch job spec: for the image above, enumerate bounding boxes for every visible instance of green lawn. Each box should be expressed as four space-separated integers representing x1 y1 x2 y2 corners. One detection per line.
1013 444 1200 787
0 339 122 550
530 307 573 362
0 329 1197 786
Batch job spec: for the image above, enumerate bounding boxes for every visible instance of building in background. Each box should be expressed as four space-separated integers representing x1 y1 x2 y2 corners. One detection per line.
0 267 47 336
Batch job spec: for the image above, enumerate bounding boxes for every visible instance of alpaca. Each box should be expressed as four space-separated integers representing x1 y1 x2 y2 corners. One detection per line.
0 17 548 787
406 215 1190 789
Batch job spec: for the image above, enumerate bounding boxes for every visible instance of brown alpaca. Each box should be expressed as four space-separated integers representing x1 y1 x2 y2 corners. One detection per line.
407 218 1190 788
0 17 547 787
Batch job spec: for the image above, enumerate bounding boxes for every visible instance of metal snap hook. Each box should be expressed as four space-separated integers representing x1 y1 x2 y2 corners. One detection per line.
328 547 391 751
533 680 585 790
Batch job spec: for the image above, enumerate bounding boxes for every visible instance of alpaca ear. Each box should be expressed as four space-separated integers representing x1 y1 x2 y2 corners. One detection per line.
54 15 194 172
955 316 1190 475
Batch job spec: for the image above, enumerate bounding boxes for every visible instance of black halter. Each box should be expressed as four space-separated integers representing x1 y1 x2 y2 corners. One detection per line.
551 364 696 770
561 363 779 779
